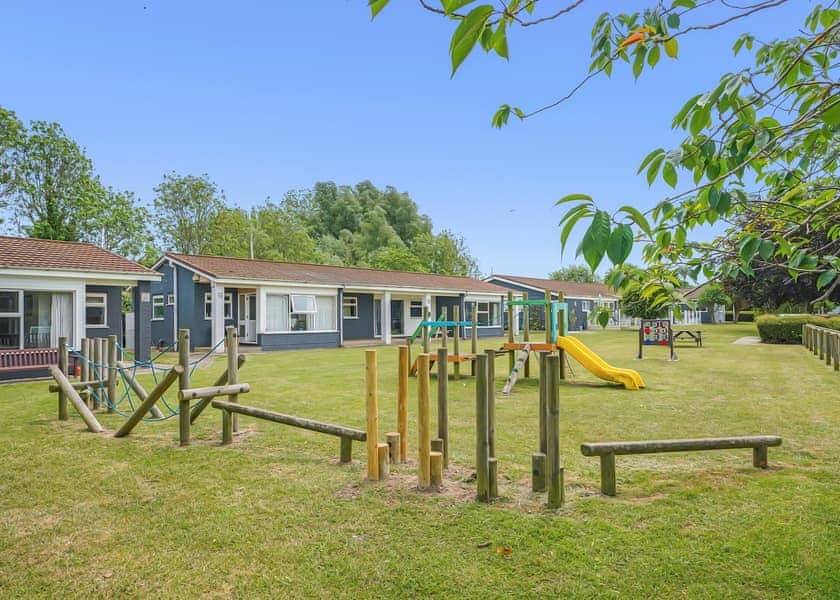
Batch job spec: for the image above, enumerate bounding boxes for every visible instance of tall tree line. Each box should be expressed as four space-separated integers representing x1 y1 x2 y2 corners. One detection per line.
0 105 478 276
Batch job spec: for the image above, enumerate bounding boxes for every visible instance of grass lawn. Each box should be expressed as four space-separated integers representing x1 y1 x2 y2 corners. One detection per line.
0 323 837 598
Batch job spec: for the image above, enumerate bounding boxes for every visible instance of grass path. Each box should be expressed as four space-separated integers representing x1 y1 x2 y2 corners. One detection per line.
0 324 837 598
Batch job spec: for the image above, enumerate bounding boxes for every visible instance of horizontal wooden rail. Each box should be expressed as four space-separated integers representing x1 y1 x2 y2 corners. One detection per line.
48 379 104 393
581 435 782 496
212 399 366 462
179 383 250 401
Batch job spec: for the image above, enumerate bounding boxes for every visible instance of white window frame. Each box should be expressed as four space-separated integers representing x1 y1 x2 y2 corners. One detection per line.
152 295 165 321
0 290 22 349
343 296 359 319
86 293 108 328
290 294 317 314
166 294 176 306
205 292 233 320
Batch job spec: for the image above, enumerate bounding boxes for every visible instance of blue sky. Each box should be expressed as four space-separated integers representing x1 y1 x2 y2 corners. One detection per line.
1 1 809 277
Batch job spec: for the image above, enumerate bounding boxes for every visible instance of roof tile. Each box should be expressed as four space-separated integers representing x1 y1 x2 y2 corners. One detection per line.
0 236 155 275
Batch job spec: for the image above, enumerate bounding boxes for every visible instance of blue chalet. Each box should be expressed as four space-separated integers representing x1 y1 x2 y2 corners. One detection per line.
0 236 160 380
150 253 508 351
484 274 622 331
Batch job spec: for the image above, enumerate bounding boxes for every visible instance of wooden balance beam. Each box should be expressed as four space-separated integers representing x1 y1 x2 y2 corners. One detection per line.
211 399 367 463
580 435 783 496
410 353 478 375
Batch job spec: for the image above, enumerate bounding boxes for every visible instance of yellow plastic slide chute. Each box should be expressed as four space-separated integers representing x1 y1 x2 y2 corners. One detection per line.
555 336 645 390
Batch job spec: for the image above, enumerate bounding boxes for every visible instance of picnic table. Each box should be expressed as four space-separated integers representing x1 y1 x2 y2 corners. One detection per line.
673 329 703 347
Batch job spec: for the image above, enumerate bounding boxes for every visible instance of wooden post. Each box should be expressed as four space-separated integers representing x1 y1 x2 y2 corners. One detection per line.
365 350 379 481
49 366 104 433
114 366 183 438
80 338 90 385
221 408 232 444
118 361 165 419
377 443 390 480
545 290 552 344
386 432 401 464
539 352 547 454
100 337 110 407
189 354 247 423
488 458 498 499
471 302 478 376
431 438 443 454
546 355 563 508
475 353 489 502
441 307 448 350
834 332 839 371
753 445 768 468
340 436 353 463
226 327 240 433
453 305 461 379
507 292 515 372
485 348 496 459
826 330 832 366
436 347 449 469
532 452 546 492
58 337 68 421
397 345 408 462
91 338 101 409
417 353 431 489
178 329 191 447
107 335 117 413
557 293 566 380
600 454 617 496
523 303 531 378
430 451 443 488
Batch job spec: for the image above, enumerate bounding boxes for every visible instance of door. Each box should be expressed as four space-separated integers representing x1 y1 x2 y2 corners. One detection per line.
390 300 404 336
238 293 257 343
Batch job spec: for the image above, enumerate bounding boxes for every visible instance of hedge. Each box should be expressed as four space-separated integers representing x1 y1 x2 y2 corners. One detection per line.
737 311 755 322
756 315 840 344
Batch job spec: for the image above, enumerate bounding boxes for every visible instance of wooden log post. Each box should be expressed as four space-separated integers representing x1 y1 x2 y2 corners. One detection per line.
507 292 515 372
114 366 184 438
422 309 431 354
834 332 839 371
539 352 547 454
80 338 90 385
557 292 566 380
546 355 563 508
431 438 443 454
440 307 448 350
453 305 461 379
179 384 251 400
475 353 490 502
365 350 379 481
436 347 449 469
178 329 191 447
91 338 102 409
50 366 104 433
226 327 240 433
397 345 409 462
471 302 478 376
600 454 617 496
221 408 232 444
430 451 443 488
189 354 247 423
100 337 110 407
532 452 546 492
386 432 401 464
826 330 833 367
107 335 118 413
545 290 552 344
417 353 431 490
488 458 498 499
523 303 531 378
377 443 390 480
485 348 496 460
340 436 353 463
58 337 68 421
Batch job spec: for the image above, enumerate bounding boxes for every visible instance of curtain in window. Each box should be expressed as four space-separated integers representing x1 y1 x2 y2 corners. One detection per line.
50 293 73 346
266 295 289 332
315 296 335 330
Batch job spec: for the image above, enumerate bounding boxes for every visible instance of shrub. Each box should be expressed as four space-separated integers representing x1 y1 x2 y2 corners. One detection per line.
737 311 755 322
756 315 840 344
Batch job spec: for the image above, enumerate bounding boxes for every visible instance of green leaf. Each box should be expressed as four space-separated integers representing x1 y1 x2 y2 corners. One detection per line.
606 224 634 264
817 269 837 290
491 21 508 59
632 49 646 79
368 0 390 18
556 193 593 206
820 100 840 128
672 94 702 129
597 310 610 328
758 239 775 260
559 203 593 253
442 0 475 14
449 5 495 77
647 45 660 67
637 148 665 175
579 210 611 271
619 205 652 237
664 37 679 58
666 13 680 29
739 235 761 264
646 153 665 185
716 191 731 214
671 0 696 9
708 186 720 210
662 160 678 188
491 104 510 128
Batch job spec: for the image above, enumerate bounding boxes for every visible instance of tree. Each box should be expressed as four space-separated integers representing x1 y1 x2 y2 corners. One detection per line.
0 106 24 201
153 172 225 254
413 230 479 276
370 1 840 308
549 264 597 283
371 246 428 272
620 284 667 320
696 283 730 323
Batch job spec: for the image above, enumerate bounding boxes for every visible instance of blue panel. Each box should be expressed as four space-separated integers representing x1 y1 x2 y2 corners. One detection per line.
85 285 124 343
259 331 340 350
342 293 374 340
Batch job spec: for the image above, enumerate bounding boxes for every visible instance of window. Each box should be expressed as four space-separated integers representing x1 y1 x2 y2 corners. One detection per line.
266 294 335 332
204 292 233 320
166 294 176 306
152 295 165 320
0 291 21 349
343 296 358 319
290 295 317 314
475 302 500 327
409 300 423 318
0 291 72 349
86 293 107 327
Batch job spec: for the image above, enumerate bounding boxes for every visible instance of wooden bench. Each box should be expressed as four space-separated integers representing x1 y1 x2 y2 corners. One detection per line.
211 399 367 463
580 435 782 496
673 329 703 347
0 347 58 372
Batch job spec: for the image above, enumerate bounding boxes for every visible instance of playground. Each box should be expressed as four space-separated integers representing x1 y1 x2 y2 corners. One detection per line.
0 323 837 597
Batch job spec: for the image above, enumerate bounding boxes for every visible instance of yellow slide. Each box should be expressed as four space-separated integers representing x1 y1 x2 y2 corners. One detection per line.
555 336 645 390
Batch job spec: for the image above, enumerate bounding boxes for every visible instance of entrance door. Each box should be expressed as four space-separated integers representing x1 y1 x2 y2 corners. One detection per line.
390 300 404 336
238 293 257 343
